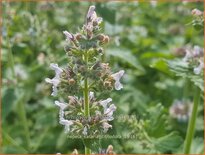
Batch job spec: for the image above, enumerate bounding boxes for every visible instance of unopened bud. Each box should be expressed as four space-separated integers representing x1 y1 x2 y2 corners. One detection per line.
97 34 105 41
106 145 114 154
104 35 109 44
96 72 102 77
69 78 76 85
75 33 82 41
68 96 78 105
104 81 112 87
79 66 86 72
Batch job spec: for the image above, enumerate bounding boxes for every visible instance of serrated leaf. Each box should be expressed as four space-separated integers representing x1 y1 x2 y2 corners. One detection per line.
152 132 183 153
106 48 145 73
167 60 204 92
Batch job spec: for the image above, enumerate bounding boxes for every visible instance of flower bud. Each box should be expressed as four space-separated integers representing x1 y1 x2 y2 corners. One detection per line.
104 35 110 44
68 96 78 105
106 145 114 154
69 78 76 85
75 33 82 41
97 34 105 41
104 80 112 87
79 66 86 72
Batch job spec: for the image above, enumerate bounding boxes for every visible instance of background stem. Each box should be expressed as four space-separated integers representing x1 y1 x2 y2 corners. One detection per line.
183 86 200 154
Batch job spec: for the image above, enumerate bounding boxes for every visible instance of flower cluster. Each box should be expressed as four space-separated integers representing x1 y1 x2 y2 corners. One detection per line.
191 8 204 31
183 45 204 75
169 100 192 122
45 6 124 137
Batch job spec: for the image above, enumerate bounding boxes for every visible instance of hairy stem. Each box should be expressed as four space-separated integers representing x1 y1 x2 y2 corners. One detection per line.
183 86 200 154
83 52 91 154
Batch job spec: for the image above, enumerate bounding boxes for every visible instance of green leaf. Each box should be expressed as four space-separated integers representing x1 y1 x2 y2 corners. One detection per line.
150 59 172 75
167 59 204 92
106 48 145 73
2 88 17 120
152 132 183 153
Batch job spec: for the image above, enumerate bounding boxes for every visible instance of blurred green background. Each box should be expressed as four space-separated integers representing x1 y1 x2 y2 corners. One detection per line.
1 1 204 154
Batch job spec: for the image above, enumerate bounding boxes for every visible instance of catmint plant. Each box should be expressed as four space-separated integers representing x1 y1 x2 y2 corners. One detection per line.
45 6 124 154
167 44 204 154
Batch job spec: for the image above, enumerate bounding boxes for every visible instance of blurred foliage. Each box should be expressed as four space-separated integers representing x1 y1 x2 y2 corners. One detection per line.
1 1 204 154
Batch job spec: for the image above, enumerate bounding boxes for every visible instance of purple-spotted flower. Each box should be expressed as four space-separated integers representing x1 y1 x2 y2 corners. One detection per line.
111 70 125 90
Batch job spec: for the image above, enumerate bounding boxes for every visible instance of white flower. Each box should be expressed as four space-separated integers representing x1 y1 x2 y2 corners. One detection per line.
102 122 112 133
55 100 68 110
111 70 125 90
105 104 117 121
100 98 112 111
86 5 102 25
183 50 192 62
45 63 63 96
89 91 94 100
194 59 204 74
50 63 63 77
60 119 73 133
63 31 74 41
100 98 116 121
82 126 88 135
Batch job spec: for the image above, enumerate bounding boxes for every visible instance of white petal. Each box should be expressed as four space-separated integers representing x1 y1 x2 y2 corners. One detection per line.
60 119 73 133
45 78 52 83
194 59 204 75
102 122 112 133
82 126 88 135
63 31 73 40
89 92 94 100
105 104 117 117
50 63 63 78
100 98 112 110
55 100 68 110
51 85 58 96
111 70 125 90
183 50 192 62
87 5 95 19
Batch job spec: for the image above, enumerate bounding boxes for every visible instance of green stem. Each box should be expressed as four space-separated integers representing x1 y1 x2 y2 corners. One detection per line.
83 52 91 154
18 95 30 150
183 78 190 100
183 86 200 154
